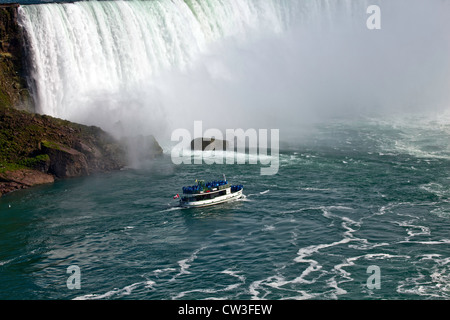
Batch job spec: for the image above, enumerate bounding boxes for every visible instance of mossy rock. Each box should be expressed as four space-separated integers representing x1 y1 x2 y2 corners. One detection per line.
18 154 50 173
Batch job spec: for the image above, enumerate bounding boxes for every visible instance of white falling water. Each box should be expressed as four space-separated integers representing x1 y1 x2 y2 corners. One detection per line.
18 0 297 118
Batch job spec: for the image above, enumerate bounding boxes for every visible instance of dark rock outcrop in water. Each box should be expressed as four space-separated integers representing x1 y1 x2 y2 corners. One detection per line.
0 105 128 196
191 137 229 151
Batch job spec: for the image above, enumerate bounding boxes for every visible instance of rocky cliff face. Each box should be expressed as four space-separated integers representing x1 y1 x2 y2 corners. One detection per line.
0 4 33 112
0 105 131 196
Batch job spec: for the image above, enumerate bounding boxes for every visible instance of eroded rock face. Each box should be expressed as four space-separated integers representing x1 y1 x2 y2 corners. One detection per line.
41 141 89 178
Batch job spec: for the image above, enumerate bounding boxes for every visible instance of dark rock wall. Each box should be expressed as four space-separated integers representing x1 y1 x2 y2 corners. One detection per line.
0 4 33 112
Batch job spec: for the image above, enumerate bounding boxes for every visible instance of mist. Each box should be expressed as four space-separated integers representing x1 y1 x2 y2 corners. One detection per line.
154 0 450 139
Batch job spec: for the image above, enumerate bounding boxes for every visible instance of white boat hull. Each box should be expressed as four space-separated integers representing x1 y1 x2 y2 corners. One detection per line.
180 189 244 208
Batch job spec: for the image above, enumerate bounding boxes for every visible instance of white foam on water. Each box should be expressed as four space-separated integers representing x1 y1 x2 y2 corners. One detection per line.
420 254 442 260
248 278 269 300
392 219 431 241
153 267 177 274
169 246 207 282
283 205 401 297
397 254 450 299
398 239 450 245
158 206 183 213
420 182 450 199
248 273 320 300
221 269 246 283
262 225 275 231
0 258 14 267
293 238 352 285
171 288 217 300
220 269 246 292
300 187 332 191
235 194 250 203
325 278 348 298
169 148 279 168
430 207 450 219
73 280 155 300
171 268 246 299
330 253 411 298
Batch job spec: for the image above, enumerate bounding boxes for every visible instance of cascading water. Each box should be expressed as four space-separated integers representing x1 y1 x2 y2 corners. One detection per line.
17 0 450 138
17 0 296 125
16 0 373 135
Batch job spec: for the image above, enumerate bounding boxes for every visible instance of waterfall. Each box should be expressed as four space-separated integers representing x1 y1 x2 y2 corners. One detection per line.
17 0 450 137
18 0 299 118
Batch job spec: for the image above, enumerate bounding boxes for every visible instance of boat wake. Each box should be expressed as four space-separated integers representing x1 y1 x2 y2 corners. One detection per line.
158 204 184 213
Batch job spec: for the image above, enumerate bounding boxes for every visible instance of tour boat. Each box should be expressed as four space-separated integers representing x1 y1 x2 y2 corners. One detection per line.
174 175 244 208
